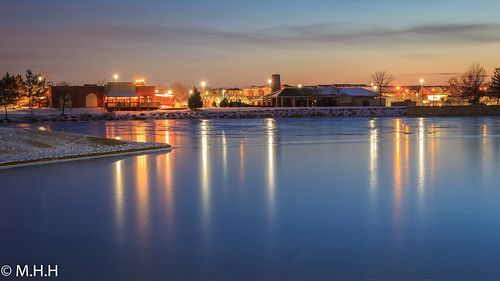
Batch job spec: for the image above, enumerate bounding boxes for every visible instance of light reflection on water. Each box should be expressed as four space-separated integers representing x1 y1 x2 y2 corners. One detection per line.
2 117 500 280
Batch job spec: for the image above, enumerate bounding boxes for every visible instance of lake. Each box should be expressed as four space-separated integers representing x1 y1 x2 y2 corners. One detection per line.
2 117 500 280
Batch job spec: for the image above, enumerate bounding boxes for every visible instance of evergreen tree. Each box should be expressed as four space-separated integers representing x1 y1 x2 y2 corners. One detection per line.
24 69 46 114
188 87 203 111
488 67 500 105
219 97 229 107
0 72 21 118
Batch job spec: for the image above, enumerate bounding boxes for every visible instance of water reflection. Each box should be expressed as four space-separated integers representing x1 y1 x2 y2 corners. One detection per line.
266 119 276 218
418 118 425 202
394 119 402 226
369 119 378 194
4 117 500 279
114 160 124 241
222 131 227 185
136 155 150 245
200 120 211 251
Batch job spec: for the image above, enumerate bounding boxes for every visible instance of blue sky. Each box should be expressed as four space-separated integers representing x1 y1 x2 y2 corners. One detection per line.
2 0 500 88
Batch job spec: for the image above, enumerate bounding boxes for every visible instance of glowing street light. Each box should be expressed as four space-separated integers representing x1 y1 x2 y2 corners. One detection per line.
201 81 206 92
114 74 118 82
419 78 424 104
298 84 302 88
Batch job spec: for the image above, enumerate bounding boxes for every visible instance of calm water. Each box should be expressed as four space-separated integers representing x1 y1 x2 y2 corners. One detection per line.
2 117 500 280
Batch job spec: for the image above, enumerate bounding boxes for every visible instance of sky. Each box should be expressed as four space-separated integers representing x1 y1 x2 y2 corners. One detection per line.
2 0 500 88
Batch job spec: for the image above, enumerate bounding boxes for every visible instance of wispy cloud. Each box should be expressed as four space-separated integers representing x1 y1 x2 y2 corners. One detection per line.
64 21 500 50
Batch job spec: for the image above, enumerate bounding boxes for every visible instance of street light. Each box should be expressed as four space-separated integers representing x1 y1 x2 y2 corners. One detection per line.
201 81 206 93
419 78 424 105
114 74 118 82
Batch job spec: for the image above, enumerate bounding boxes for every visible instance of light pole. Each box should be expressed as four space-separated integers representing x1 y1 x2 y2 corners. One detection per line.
114 74 118 82
201 81 206 93
419 78 424 105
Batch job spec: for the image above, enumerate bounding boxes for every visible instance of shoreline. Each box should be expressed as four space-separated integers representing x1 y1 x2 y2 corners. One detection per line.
1 106 408 123
0 146 172 169
2 106 500 124
0 127 172 168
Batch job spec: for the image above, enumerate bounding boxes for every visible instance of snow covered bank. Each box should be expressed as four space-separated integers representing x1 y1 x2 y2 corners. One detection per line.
0 127 171 168
0 107 407 123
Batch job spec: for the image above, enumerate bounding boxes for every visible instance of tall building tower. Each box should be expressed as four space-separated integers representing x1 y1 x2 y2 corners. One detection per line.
271 74 281 93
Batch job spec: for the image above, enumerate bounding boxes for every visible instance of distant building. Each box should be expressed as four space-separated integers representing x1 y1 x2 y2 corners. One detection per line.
265 86 379 107
242 85 272 105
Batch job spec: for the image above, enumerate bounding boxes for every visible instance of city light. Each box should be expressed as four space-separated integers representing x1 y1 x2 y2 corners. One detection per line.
114 74 118 82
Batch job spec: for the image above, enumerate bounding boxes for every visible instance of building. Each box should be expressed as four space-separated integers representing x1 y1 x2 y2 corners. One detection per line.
47 81 164 110
104 82 158 110
47 85 106 108
264 86 380 107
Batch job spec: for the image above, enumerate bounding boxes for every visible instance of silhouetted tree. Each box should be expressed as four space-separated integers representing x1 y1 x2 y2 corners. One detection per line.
219 97 229 107
59 93 71 116
370 71 394 106
460 63 486 105
0 72 21 118
188 87 203 111
488 67 500 105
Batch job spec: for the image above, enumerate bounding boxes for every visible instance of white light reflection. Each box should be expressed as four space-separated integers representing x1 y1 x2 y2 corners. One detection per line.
482 124 488 176
266 119 276 219
114 160 124 242
222 131 227 186
417 118 425 202
369 119 378 193
200 120 211 246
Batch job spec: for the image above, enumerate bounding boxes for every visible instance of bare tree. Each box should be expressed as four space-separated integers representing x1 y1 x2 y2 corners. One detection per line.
460 62 487 105
59 93 71 116
445 77 461 96
333 87 345 106
96 79 107 87
169 82 190 103
370 71 394 106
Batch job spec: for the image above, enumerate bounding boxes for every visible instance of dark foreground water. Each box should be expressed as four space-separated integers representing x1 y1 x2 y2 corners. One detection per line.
2 117 500 280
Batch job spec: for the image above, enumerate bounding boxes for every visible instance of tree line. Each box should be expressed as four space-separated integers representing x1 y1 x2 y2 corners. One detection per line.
0 69 46 118
372 63 500 105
